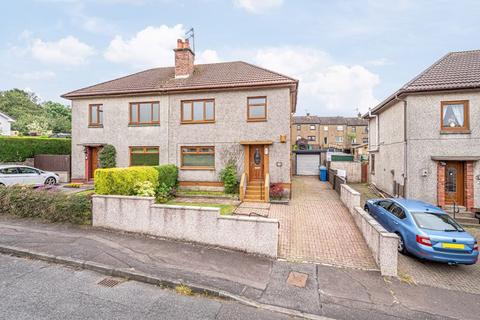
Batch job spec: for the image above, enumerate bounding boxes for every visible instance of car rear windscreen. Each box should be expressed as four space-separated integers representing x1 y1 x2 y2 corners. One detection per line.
411 212 464 232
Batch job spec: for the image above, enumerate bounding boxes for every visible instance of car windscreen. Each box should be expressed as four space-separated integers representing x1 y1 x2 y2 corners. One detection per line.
411 212 464 232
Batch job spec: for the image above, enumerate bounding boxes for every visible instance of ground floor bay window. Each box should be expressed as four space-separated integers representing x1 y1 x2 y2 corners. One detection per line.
129 147 159 166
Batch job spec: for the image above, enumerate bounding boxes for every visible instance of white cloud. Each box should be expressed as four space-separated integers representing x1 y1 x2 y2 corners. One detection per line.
235 46 380 116
31 36 95 65
234 0 283 14
198 49 221 64
13 70 56 80
104 24 185 68
69 3 116 35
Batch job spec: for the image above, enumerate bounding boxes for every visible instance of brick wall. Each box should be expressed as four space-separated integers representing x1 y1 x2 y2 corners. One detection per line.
437 162 445 208
465 161 474 211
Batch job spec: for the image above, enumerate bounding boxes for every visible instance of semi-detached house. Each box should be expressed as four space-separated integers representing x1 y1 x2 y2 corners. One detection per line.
365 50 480 215
62 39 298 202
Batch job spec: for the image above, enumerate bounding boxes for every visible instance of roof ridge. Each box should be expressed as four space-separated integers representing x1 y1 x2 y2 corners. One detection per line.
447 49 480 54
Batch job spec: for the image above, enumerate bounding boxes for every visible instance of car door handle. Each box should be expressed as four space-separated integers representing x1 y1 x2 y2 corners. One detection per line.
393 221 399 225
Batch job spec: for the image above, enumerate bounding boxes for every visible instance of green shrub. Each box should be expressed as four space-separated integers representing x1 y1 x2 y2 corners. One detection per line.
0 136 71 162
155 164 178 189
219 163 238 194
156 183 175 203
94 166 159 196
133 181 156 197
0 186 91 224
98 144 116 168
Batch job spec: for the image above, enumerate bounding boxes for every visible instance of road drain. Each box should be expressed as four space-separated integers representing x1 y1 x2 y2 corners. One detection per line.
97 277 125 288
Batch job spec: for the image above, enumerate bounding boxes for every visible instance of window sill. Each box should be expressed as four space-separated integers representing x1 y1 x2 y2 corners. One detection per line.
129 123 160 127
440 130 471 135
180 167 215 171
181 121 215 125
88 125 103 128
247 118 267 122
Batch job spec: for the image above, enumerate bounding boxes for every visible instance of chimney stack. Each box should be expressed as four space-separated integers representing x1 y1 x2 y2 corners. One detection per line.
174 38 195 79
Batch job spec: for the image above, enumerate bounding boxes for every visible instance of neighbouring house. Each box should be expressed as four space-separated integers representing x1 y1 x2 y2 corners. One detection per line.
365 50 480 214
62 39 298 202
292 114 368 152
0 112 15 136
352 143 369 161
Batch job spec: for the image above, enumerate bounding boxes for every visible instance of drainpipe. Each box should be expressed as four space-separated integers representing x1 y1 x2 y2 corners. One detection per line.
368 109 379 152
394 94 408 197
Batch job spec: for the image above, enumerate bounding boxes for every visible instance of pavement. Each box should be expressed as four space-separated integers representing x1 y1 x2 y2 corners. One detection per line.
269 177 377 270
0 216 479 320
0 254 293 320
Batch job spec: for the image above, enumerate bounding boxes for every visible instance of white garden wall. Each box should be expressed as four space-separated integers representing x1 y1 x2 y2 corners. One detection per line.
340 184 398 276
92 195 279 257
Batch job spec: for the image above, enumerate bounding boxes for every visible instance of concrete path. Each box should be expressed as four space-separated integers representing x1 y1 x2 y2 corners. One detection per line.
269 176 377 270
0 216 479 320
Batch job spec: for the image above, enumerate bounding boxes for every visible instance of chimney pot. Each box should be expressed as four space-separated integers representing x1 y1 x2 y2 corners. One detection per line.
174 38 195 78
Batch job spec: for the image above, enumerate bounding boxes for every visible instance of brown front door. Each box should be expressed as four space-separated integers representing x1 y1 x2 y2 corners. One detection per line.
249 145 264 181
445 161 464 206
88 147 101 181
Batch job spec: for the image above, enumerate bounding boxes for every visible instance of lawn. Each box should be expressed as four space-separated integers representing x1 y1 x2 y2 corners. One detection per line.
348 183 383 207
176 189 238 198
166 201 236 215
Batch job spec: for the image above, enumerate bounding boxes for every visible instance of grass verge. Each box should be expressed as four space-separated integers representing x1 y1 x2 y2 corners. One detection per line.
166 201 235 215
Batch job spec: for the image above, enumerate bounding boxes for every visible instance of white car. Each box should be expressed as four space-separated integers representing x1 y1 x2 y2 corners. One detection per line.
0 165 59 187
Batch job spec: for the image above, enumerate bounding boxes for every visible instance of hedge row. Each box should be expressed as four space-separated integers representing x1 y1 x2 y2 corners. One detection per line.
0 186 92 224
0 136 71 162
94 164 179 197
94 166 159 196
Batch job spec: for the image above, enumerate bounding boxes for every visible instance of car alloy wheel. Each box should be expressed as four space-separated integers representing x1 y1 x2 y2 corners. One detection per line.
397 233 407 255
45 177 56 185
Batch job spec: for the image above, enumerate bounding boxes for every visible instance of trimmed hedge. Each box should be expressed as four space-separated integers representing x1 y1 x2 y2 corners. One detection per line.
94 166 159 196
155 164 179 190
0 186 92 224
0 136 71 162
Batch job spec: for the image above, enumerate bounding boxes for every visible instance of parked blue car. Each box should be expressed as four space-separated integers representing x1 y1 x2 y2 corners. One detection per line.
364 198 478 265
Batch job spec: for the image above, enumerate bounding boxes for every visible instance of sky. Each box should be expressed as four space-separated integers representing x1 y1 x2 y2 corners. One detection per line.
1 0 479 116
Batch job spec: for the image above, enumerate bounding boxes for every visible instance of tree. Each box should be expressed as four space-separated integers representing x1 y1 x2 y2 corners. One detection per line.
0 89 71 134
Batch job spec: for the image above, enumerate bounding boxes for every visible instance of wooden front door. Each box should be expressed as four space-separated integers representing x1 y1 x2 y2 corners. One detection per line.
249 145 264 181
445 161 464 206
88 147 101 181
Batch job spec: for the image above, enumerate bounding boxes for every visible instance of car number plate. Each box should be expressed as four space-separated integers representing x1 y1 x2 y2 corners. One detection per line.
442 243 465 249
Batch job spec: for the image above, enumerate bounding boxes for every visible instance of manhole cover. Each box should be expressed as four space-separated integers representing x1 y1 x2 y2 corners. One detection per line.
97 277 125 288
287 272 308 288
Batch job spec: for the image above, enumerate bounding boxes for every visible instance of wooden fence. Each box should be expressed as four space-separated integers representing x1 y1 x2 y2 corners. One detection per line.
34 154 71 176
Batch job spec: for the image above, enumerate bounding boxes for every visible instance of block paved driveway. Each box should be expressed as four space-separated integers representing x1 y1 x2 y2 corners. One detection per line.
269 176 377 270
397 227 480 295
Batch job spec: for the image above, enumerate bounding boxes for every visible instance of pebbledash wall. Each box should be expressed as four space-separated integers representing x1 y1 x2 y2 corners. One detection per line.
369 91 480 209
340 184 398 276
71 87 292 185
92 195 279 257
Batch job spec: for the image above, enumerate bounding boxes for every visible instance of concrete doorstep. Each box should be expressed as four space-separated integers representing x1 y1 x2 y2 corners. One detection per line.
0 217 479 320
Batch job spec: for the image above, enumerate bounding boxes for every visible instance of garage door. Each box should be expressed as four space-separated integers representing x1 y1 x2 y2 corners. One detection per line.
296 154 320 175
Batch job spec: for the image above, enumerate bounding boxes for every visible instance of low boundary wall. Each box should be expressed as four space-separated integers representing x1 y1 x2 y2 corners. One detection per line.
92 195 279 257
340 184 398 276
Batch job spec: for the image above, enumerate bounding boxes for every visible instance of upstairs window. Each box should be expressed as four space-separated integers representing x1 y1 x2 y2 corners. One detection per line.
296 125 301 130
337 125 344 131
130 102 159 125
307 136 316 141
89 104 103 127
181 99 215 123
309 125 316 130
441 100 469 133
335 136 343 143
129 147 159 166
324 126 328 131
247 97 267 121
